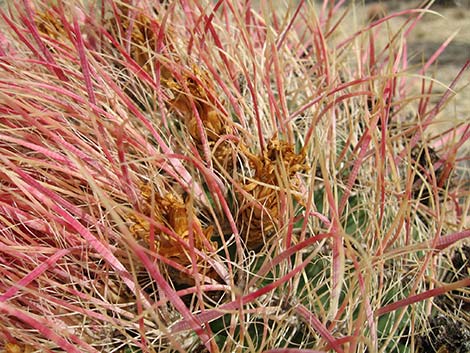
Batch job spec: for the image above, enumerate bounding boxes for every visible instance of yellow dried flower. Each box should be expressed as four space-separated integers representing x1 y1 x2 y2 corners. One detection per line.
237 138 306 249
129 183 217 285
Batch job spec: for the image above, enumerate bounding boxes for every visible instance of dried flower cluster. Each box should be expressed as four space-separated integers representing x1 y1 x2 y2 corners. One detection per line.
238 138 307 248
86 4 308 281
129 184 217 286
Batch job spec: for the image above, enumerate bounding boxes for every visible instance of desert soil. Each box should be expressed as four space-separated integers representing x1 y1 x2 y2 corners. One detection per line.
357 1 470 180
347 1 470 129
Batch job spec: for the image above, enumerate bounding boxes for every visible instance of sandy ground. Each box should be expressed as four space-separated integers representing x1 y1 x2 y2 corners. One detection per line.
394 2 469 122
347 1 470 181
374 1 470 174
344 1 470 123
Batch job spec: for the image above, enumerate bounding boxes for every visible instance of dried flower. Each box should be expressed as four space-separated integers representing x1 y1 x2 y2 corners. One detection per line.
238 138 306 249
130 183 217 286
